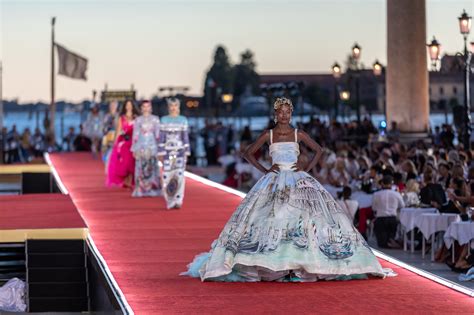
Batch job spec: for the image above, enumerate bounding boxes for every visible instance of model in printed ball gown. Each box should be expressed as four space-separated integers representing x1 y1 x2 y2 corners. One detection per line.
182 97 394 282
102 100 118 166
158 98 191 209
131 100 162 197
106 100 138 188
83 104 103 157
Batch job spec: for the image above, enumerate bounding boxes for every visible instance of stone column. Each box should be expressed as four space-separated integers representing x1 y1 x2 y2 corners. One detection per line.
386 0 429 136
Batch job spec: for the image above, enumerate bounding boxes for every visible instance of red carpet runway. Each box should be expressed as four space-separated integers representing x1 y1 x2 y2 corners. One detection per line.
49 153 474 314
0 194 86 230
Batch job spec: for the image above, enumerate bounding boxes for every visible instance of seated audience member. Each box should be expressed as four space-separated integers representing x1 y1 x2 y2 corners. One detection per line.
62 127 76 152
467 166 474 194
346 151 359 180
451 163 465 179
328 157 351 187
393 172 405 192
444 177 469 220
337 186 359 220
400 159 418 181
73 125 92 151
437 162 451 189
362 164 382 192
420 168 447 207
372 175 405 249
404 179 420 207
357 155 372 178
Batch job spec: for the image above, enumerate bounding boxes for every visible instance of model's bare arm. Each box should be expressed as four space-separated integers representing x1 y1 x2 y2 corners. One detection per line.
242 130 275 174
113 118 122 143
297 130 322 173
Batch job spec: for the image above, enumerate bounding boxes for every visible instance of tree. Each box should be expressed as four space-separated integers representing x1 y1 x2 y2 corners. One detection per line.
303 84 331 112
203 46 233 114
233 50 260 100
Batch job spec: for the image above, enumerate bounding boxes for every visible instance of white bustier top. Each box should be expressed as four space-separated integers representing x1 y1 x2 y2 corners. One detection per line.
269 129 300 170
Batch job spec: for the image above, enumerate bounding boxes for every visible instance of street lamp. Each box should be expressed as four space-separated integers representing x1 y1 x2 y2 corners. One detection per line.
339 90 350 121
459 9 472 37
458 9 472 149
221 94 233 103
340 90 350 101
427 37 442 71
332 62 342 120
352 43 361 61
427 37 449 123
372 60 383 76
373 60 384 120
332 62 341 79
351 42 362 123
221 93 233 114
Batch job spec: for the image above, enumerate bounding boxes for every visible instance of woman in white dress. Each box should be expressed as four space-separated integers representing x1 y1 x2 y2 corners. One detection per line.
182 97 392 282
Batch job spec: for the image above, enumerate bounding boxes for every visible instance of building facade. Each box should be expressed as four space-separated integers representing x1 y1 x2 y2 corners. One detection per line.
261 54 473 118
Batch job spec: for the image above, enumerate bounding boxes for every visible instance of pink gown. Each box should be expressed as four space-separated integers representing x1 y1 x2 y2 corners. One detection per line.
106 116 135 187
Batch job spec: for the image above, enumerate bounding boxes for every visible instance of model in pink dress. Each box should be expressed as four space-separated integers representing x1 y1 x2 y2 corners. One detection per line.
106 100 138 188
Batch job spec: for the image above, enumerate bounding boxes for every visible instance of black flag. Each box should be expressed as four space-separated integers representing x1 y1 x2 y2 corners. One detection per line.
56 43 88 80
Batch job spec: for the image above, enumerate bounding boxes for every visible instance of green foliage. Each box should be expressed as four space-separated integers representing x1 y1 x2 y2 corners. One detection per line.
203 46 261 112
204 45 233 94
233 49 260 99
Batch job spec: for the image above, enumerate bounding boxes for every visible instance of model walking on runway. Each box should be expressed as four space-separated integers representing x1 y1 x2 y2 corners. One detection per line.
106 100 138 188
158 98 191 209
182 97 393 281
131 100 162 197
83 104 103 158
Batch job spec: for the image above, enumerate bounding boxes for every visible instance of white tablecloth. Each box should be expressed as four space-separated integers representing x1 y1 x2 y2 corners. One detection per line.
415 213 460 239
399 207 438 232
444 221 474 248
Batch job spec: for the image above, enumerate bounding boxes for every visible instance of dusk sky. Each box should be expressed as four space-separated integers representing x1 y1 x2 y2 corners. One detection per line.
2 0 474 103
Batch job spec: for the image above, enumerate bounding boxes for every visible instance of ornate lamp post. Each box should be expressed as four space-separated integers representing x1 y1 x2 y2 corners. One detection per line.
332 62 341 79
351 43 362 123
372 59 384 119
372 59 383 76
458 9 472 149
427 37 442 71
339 90 350 121
332 62 341 120
340 90 350 101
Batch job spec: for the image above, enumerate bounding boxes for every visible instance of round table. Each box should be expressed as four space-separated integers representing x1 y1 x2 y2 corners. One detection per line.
444 221 474 248
415 213 460 260
444 221 474 263
399 207 438 252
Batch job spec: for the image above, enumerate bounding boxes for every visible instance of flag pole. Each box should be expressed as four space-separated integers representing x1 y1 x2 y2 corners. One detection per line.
50 17 56 145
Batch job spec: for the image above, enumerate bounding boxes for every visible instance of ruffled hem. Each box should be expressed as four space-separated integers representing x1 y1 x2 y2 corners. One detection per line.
181 252 396 282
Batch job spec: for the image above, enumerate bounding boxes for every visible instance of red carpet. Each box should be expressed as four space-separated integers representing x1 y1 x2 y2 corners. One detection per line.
49 153 474 314
0 194 86 230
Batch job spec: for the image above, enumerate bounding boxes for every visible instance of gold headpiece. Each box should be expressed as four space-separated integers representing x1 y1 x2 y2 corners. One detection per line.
273 97 293 111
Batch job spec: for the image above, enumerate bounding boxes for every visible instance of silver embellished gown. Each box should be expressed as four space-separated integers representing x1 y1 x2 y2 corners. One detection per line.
182 132 387 281
131 115 161 197
158 115 191 209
